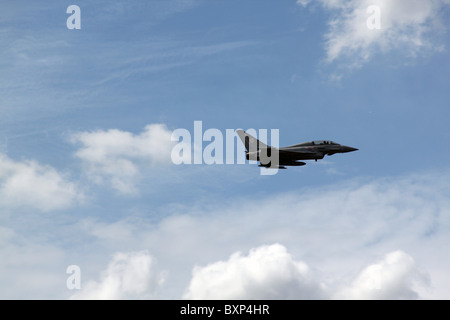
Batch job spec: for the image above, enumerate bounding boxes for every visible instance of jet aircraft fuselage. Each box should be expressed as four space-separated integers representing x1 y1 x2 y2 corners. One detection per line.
237 130 358 169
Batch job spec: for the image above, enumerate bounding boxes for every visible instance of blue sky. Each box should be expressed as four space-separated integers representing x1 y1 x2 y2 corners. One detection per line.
1 0 450 299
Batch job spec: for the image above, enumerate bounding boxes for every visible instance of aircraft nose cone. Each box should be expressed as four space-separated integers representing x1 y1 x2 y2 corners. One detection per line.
341 146 358 153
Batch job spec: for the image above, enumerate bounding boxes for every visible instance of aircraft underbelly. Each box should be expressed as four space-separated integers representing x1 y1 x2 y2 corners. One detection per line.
281 152 323 161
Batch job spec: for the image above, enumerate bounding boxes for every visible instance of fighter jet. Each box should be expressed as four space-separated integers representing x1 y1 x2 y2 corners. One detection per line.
236 130 358 169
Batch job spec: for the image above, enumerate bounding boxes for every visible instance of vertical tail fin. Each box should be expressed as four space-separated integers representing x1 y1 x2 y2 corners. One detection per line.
236 130 269 152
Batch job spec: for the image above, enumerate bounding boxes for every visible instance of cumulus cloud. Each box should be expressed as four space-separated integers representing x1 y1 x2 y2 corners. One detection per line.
0 153 82 211
182 244 428 300
71 124 173 195
3 169 449 299
183 244 327 299
300 0 450 69
65 169 450 299
66 245 430 300
335 250 429 299
70 251 164 300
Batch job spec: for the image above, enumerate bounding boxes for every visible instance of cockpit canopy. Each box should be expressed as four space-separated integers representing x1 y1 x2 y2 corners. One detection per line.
297 140 339 146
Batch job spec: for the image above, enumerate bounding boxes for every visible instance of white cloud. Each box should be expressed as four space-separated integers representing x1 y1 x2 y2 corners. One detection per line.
335 250 429 299
0 154 82 212
70 251 164 300
296 0 312 7
71 124 173 195
67 244 431 300
182 245 429 300
183 244 327 299
78 169 449 299
2 169 450 299
300 0 450 69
